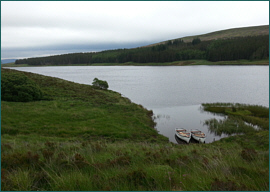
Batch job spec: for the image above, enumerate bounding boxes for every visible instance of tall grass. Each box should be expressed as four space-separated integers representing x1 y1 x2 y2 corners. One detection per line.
2 136 269 191
2 138 268 191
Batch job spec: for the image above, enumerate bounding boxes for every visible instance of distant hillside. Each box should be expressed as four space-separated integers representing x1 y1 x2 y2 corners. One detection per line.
15 25 269 66
144 25 269 47
1 59 16 64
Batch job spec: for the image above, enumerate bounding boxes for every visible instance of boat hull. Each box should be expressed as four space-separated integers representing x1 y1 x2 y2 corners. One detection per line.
191 134 206 143
176 133 191 143
191 129 206 143
175 128 191 143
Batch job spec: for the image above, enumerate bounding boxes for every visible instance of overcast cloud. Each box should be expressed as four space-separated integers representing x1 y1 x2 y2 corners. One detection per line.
1 1 269 59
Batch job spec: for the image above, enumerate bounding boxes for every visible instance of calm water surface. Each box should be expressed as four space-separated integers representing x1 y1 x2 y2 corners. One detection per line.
8 65 269 143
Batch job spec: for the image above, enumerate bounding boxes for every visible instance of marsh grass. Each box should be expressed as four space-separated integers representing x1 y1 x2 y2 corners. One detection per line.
1 69 268 190
202 103 269 133
204 117 256 136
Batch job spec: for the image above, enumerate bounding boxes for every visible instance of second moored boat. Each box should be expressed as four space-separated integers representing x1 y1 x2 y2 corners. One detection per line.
191 129 206 143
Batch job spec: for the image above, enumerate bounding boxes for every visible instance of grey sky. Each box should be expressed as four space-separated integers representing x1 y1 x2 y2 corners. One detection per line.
1 1 269 59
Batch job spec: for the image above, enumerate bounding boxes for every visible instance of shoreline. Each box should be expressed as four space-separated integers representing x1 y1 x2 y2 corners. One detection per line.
2 59 269 67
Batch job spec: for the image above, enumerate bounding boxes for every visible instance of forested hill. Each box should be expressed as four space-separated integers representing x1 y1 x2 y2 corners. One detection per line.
15 25 269 66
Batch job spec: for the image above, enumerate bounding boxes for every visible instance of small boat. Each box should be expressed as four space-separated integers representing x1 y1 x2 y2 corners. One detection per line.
175 128 191 143
191 129 206 143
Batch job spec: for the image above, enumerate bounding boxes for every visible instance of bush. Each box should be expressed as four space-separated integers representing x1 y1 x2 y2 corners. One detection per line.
1 73 43 102
92 78 109 90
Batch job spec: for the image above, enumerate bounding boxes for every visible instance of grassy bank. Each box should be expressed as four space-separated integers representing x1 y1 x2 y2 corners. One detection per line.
2 59 269 67
1 68 165 142
1 69 269 191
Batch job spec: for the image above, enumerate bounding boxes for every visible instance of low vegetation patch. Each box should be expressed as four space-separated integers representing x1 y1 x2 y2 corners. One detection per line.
1 69 268 191
202 103 269 133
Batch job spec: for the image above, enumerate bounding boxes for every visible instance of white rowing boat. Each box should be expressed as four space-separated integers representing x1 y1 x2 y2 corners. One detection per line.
175 128 191 143
191 129 206 143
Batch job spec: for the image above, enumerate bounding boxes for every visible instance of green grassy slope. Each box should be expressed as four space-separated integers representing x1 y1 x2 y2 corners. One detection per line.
1 69 268 191
182 25 269 42
145 25 269 47
1 68 166 142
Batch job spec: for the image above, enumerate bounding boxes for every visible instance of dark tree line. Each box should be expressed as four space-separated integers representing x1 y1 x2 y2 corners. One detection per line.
205 35 269 61
16 53 92 65
15 35 269 65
